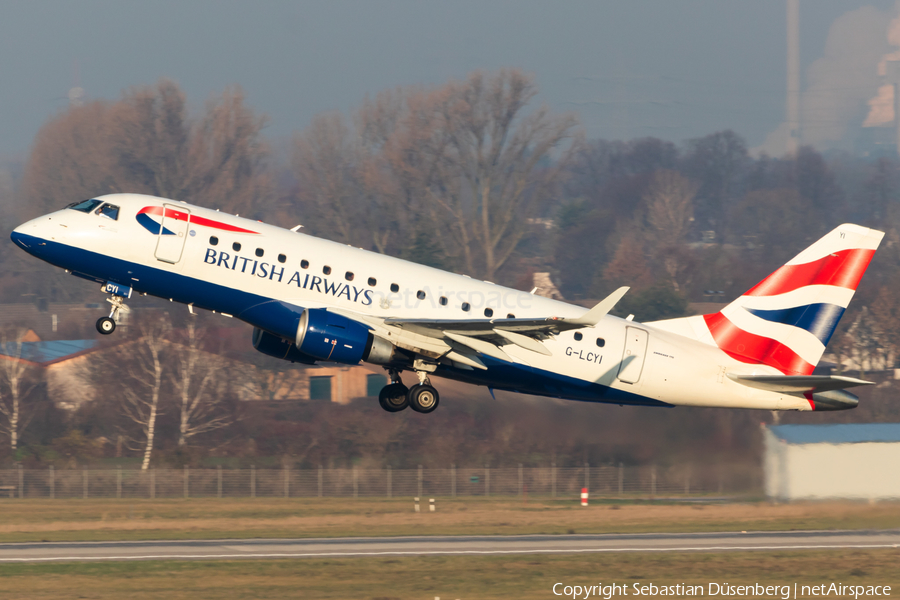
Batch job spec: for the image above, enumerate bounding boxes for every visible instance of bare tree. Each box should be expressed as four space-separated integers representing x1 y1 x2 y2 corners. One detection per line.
641 170 697 293
292 69 578 280
22 100 118 219
292 112 366 244
170 322 231 447
0 331 37 455
23 81 272 221
110 80 191 199
428 69 578 280
119 317 170 470
870 284 900 368
645 169 697 249
603 236 653 291
834 307 884 377
187 85 273 217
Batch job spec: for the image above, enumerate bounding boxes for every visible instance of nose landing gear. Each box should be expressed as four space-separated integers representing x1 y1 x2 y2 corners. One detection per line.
96 316 116 335
96 283 132 335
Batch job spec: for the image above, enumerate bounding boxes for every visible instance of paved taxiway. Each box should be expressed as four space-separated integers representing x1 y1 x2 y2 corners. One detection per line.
1 530 898 562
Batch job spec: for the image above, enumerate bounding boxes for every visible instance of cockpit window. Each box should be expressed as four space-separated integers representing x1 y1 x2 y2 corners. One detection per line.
67 199 103 213
96 203 120 221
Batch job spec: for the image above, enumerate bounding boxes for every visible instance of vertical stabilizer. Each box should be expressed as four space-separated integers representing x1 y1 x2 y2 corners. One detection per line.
650 224 883 374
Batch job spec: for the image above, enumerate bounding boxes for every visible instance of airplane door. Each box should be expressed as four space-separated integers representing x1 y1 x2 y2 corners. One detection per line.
154 205 190 264
617 327 648 384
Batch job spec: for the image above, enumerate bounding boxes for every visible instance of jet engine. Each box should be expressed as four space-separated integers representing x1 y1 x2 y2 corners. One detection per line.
252 328 318 364
252 308 396 366
295 308 394 364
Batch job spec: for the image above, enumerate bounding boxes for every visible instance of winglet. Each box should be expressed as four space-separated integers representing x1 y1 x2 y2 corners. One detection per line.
563 287 629 327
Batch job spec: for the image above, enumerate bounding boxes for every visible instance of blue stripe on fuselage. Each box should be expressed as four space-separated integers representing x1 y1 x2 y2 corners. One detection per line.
744 303 845 345
434 358 672 406
10 232 671 407
136 213 175 236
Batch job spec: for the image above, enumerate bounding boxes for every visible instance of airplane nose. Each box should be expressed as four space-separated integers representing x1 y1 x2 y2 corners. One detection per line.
10 220 40 255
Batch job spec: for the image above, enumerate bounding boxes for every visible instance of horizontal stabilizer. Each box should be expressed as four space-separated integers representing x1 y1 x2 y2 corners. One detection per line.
727 373 874 394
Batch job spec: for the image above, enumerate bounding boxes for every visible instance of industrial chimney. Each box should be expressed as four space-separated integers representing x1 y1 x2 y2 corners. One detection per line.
786 0 800 155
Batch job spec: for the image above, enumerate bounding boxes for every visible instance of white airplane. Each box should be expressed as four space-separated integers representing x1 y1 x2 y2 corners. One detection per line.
11 194 883 413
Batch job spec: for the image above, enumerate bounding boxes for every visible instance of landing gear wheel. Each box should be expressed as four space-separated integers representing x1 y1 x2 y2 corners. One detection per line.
378 383 409 412
96 317 116 335
408 384 440 413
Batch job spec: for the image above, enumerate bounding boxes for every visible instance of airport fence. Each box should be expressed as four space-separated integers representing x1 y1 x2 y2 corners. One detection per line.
0 463 760 500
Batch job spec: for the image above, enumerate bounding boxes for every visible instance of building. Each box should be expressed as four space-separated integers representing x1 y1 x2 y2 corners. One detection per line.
258 362 387 404
0 333 389 409
763 423 900 501
0 338 100 410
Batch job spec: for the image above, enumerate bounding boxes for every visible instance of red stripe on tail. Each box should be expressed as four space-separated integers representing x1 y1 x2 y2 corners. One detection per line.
703 312 815 375
745 248 875 297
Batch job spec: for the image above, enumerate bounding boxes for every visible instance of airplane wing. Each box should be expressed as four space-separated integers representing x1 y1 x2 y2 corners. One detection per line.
726 373 874 394
384 286 628 336
382 286 629 350
332 287 629 365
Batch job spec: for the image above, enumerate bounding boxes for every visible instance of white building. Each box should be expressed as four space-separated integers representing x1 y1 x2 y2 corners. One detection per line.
763 423 900 501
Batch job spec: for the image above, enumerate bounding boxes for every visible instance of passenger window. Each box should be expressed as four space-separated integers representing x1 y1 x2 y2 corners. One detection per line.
67 198 103 213
439 296 448 306
210 236 219 246
301 260 309 269
596 338 605 347
345 272 354 281
323 266 332 275
390 283 399 293
96 204 120 220
255 248 264 257
484 308 493 317
461 302 471 312
277 254 286 264
417 290 426 300
233 242 241 252
368 277 377 286
574 332 583 341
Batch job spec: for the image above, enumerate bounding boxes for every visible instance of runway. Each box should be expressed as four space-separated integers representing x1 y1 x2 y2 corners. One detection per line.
1 530 898 562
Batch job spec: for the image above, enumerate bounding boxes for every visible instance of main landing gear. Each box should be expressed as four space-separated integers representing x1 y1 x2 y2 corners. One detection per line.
378 368 440 414
96 283 131 335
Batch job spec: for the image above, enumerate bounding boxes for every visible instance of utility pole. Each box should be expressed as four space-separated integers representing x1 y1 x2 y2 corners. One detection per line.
887 60 900 158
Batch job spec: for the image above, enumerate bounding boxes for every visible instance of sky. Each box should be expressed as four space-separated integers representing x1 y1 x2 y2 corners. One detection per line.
0 0 898 158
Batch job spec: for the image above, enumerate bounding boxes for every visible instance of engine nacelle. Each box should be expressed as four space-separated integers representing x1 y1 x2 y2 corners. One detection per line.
252 328 318 364
297 308 394 365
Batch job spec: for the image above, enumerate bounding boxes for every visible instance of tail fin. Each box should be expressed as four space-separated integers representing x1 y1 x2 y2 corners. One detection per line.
651 224 884 375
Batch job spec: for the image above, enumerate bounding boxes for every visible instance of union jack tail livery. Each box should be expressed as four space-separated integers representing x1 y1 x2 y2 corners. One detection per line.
658 224 883 376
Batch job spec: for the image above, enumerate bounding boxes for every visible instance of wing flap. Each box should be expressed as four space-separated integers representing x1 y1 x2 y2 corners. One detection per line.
443 331 512 362
493 328 552 356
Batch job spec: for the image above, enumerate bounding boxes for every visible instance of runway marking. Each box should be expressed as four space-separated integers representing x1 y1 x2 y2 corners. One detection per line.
1 543 898 562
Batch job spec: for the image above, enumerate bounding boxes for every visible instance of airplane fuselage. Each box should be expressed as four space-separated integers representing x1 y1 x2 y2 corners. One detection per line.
10 193 853 412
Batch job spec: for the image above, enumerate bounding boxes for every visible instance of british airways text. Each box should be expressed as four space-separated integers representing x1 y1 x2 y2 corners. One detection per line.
203 248 374 305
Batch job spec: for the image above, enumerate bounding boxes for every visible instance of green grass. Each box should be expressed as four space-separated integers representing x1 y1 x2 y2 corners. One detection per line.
0 497 898 543
0 550 898 599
